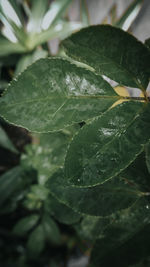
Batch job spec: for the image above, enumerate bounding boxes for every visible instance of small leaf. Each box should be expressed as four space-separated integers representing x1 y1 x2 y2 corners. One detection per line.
27 224 45 257
13 215 39 236
27 0 49 33
42 214 61 244
30 185 49 201
47 169 142 217
62 25 150 89
8 0 24 25
42 0 72 30
114 0 143 31
0 125 18 153
0 167 24 206
0 58 118 132
33 21 82 48
80 0 90 27
65 102 150 187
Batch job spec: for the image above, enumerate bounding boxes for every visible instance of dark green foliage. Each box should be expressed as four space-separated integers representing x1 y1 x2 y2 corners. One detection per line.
1 23 150 266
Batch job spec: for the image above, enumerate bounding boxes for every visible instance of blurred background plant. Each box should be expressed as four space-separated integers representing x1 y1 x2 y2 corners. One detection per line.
0 0 150 266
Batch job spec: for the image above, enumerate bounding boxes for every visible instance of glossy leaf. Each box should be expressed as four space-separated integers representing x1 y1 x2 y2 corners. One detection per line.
65 102 150 187
45 194 81 225
75 194 150 241
42 214 61 244
13 215 39 236
27 224 45 256
115 0 143 31
62 25 150 89
0 125 18 153
47 169 142 217
0 58 118 132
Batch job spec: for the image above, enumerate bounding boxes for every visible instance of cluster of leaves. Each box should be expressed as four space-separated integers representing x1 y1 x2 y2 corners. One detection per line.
1 22 150 266
1 0 150 266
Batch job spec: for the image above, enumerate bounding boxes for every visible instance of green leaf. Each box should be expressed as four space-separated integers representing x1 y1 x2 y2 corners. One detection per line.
114 0 143 31
29 185 49 201
8 0 24 26
42 214 61 244
13 215 39 236
0 58 118 132
33 21 83 47
90 197 150 266
42 0 72 30
45 194 81 225
75 215 111 241
80 0 90 27
0 125 18 153
121 151 150 192
47 169 142 217
0 166 25 206
0 0 22 28
65 102 150 187
90 220 150 267
62 25 150 89
0 34 25 56
27 0 49 33
27 224 45 257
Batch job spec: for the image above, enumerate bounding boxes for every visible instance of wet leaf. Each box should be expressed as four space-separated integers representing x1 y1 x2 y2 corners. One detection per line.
47 169 142 217
62 25 150 89
65 102 150 187
0 58 118 132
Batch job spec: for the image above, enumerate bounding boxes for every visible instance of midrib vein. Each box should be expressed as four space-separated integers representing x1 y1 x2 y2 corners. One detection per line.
1 95 120 107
